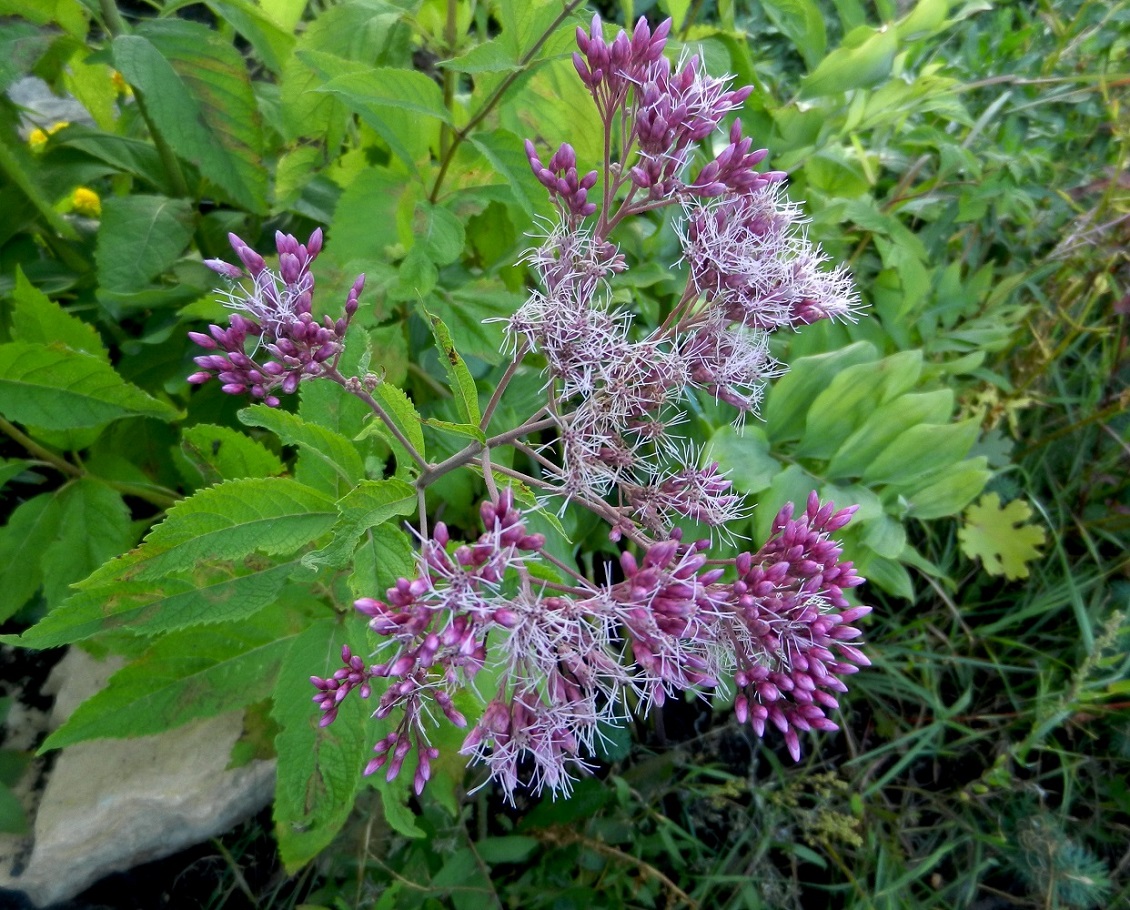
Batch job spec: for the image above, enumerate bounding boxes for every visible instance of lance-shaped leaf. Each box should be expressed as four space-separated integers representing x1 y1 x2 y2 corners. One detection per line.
40 478 132 609
7 555 309 649
112 19 267 212
312 65 450 172
420 305 480 427
79 477 336 586
273 618 372 872
307 479 416 569
469 130 540 216
0 342 179 429
41 609 304 750
10 267 108 361
180 423 286 486
0 492 63 622
239 405 365 498
356 383 426 478
0 459 31 492
315 66 452 124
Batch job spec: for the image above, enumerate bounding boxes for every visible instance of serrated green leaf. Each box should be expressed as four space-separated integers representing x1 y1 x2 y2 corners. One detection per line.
327 167 405 263
113 20 267 212
357 383 426 476
239 405 364 498
54 127 169 188
95 195 195 293
273 618 371 872
350 521 416 600
0 342 179 429
316 66 452 123
421 306 480 426
0 459 32 492
41 611 302 750
469 130 538 216
428 283 518 366
374 781 426 838
421 418 486 443
282 2 403 147
10 267 107 361
11 556 307 649
0 492 63 621
959 494 1046 580
180 424 286 485
40 478 132 608
414 202 465 267
314 65 449 171
80 477 336 586
204 0 295 74
308 479 416 569
441 36 520 74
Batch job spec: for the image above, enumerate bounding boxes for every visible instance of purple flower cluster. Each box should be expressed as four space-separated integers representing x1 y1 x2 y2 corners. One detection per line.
187 229 363 405
511 15 860 529
315 490 868 802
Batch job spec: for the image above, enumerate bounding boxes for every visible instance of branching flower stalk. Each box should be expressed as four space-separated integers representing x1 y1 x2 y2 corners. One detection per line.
188 15 869 802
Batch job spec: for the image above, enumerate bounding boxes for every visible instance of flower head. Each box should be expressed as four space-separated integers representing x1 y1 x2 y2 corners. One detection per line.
187 229 363 405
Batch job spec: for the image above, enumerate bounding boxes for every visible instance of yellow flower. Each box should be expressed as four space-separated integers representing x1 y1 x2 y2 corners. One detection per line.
111 70 133 97
72 187 102 219
28 121 69 153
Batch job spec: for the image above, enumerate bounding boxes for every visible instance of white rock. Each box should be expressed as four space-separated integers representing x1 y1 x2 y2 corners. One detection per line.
0 649 276 907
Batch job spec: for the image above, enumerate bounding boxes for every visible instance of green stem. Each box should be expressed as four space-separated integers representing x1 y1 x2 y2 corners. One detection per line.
0 418 179 510
328 371 430 472
0 139 79 241
439 0 459 162
428 0 585 203
0 418 80 477
98 0 129 36
415 414 556 488
132 90 191 199
479 345 528 431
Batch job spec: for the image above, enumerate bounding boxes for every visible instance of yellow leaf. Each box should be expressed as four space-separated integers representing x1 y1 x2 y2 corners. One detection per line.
958 493 1046 580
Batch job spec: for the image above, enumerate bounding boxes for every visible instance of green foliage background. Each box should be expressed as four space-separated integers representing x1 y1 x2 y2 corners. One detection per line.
0 0 1126 906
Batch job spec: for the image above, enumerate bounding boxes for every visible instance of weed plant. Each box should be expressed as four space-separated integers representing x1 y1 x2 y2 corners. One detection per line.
0 1 1126 908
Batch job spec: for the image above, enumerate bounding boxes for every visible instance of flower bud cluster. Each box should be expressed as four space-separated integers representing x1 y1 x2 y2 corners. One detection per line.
317 491 868 802
525 140 598 218
186 229 363 405
514 16 861 535
719 492 869 761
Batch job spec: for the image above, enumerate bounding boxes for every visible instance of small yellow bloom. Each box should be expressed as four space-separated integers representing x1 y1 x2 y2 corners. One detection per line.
111 70 133 97
28 121 68 153
72 187 102 219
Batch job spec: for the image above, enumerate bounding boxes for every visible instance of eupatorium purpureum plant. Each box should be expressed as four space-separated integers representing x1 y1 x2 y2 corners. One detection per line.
191 15 869 803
